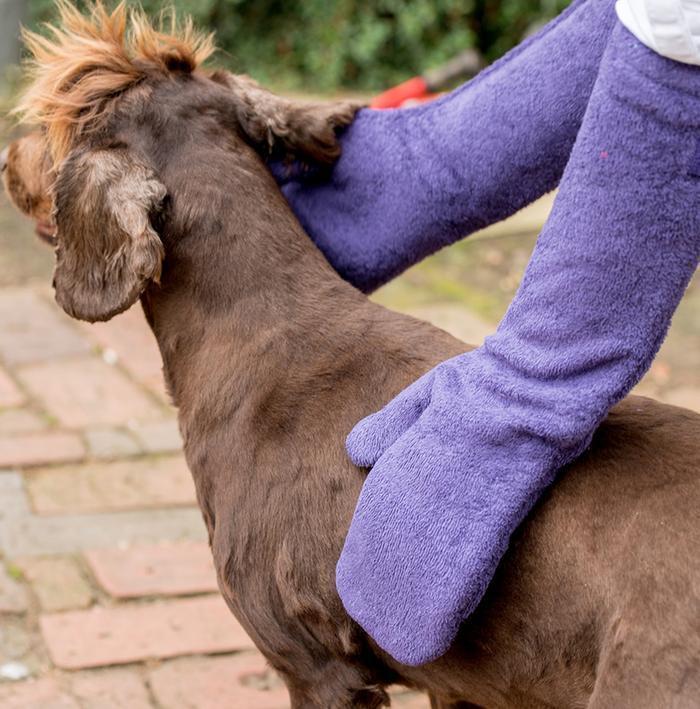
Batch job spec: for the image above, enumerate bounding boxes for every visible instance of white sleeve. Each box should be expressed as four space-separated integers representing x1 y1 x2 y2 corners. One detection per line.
616 0 700 65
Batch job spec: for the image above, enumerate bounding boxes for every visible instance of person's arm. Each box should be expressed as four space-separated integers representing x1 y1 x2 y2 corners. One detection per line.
281 0 617 293
336 20 700 666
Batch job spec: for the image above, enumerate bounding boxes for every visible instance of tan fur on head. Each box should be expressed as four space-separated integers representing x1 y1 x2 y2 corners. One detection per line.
15 0 215 165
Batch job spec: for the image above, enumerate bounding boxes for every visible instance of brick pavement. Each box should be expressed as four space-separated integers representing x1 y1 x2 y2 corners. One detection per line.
0 284 696 707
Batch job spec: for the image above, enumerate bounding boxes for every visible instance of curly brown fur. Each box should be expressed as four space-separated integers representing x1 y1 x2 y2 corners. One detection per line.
15 0 214 165
210 71 359 166
3 5 699 708
1 132 53 224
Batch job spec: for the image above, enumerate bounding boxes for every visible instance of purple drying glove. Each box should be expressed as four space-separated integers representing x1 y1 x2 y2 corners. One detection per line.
283 0 617 293
338 23 700 666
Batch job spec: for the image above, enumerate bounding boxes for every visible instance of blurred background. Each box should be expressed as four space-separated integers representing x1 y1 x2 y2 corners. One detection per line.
0 1 697 707
21 0 570 91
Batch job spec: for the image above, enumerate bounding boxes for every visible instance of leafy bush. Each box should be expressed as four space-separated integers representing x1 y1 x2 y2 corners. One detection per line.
27 0 570 91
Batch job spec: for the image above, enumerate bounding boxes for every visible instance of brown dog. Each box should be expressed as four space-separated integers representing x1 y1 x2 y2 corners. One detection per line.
3 5 699 707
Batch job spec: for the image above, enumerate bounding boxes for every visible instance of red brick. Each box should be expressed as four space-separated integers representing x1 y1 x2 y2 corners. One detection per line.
17 557 93 612
0 677 78 709
26 456 196 515
0 432 85 469
81 305 169 401
0 289 91 366
645 359 672 387
17 357 162 428
85 541 217 598
389 688 431 708
0 615 33 660
40 595 254 669
0 367 25 407
0 409 47 435
400 304 494 346
664 386 700 413
0 564 28 613
71 668 152 709
149 654 289 709
25 457 196 514
131 418 182 454
85 427 141 459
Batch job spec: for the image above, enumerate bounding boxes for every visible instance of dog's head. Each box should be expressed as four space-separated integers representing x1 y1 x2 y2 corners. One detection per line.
2 1 359 323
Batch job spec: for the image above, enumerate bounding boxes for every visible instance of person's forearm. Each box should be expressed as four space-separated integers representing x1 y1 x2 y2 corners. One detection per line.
337 21 700 665
284 0 618 292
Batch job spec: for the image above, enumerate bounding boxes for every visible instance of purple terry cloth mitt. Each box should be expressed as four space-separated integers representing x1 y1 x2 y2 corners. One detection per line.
338 23 700 666
282 0 617 293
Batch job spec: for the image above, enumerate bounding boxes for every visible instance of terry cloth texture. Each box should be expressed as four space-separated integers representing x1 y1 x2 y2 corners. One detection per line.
283 0 618 293
617 0 700 65
338 23 700 666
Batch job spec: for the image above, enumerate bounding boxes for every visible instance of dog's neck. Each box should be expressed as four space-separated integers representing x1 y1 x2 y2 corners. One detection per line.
141 156 367 433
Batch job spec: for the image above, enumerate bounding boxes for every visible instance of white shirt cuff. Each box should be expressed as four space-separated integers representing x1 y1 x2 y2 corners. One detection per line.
616 0 700 65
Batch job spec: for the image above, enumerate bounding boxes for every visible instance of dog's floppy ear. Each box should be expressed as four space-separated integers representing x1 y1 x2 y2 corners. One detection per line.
51 147 166 323
216 72 361 167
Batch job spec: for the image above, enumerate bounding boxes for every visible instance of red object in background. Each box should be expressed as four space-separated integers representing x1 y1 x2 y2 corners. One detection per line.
370 48 483 109
370 77 431 109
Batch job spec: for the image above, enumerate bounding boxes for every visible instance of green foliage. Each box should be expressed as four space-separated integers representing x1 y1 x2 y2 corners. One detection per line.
26 0 571 91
